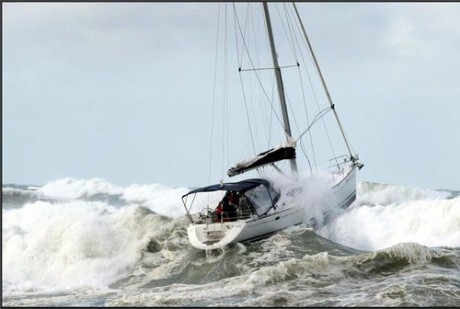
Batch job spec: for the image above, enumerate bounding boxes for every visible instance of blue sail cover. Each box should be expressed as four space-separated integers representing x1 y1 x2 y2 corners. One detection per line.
227 145 296 177
182 178 272 198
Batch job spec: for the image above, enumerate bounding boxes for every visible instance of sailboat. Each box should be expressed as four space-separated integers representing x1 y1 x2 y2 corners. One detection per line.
181 3 363 250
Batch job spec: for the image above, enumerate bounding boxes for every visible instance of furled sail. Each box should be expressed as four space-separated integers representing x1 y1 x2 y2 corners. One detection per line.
227 142 296 177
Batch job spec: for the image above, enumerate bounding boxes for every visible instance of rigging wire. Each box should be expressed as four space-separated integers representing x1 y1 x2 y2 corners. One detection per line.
251 3 271 155
280 2 316 174
274 3 298 63
287 4 339 168
233 3 256 155
208 3 222 184
256 3 278 152
292 3 356 160
266 5 301 150
271 2 316 174
283 3 316 173
233 4 285 134
216 3 355 180
237 3 250 69
222 4 229 180
295 66 315 174
296 106 333 142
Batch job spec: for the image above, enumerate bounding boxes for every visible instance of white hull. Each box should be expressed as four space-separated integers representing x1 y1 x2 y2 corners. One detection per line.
188 204 305 250
331 164 357 209
187 165 357 250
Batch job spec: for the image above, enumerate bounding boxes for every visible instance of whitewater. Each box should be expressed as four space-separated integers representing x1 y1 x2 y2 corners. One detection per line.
2 177 459 306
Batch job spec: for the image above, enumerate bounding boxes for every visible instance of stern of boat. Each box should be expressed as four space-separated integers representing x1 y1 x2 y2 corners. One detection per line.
187 221 247 250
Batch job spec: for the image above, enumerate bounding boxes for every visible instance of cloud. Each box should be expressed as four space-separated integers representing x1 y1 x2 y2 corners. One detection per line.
383 3 460 59
385 17 422 57
3 2 218 60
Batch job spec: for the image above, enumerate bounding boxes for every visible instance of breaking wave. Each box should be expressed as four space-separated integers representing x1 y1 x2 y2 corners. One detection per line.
2 177 459 303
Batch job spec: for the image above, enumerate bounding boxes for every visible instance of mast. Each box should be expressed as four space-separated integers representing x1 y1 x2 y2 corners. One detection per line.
262 2 298 173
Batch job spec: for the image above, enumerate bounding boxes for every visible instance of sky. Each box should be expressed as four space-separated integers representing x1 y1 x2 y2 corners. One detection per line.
3 2 460 191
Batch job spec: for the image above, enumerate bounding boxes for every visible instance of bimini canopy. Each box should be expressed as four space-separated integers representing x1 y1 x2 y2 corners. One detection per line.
182 178 280 216
182 178 273 198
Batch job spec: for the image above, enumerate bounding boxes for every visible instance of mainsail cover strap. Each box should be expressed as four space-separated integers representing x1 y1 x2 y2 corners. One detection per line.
227 145 296 177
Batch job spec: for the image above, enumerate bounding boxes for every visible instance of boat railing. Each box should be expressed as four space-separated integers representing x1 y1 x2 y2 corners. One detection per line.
326 155 351 169
200 207 254 225
310 155 353 184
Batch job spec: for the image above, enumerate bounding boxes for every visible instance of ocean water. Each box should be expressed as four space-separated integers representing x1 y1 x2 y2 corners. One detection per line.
2 178 460 306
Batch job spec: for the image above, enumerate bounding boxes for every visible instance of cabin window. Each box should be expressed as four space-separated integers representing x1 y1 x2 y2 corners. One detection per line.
244 184 277 216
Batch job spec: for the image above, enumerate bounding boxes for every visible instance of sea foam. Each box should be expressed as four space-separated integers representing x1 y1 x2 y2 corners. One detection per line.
3 177 459 293
2 200 168 291
318 195 460 251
